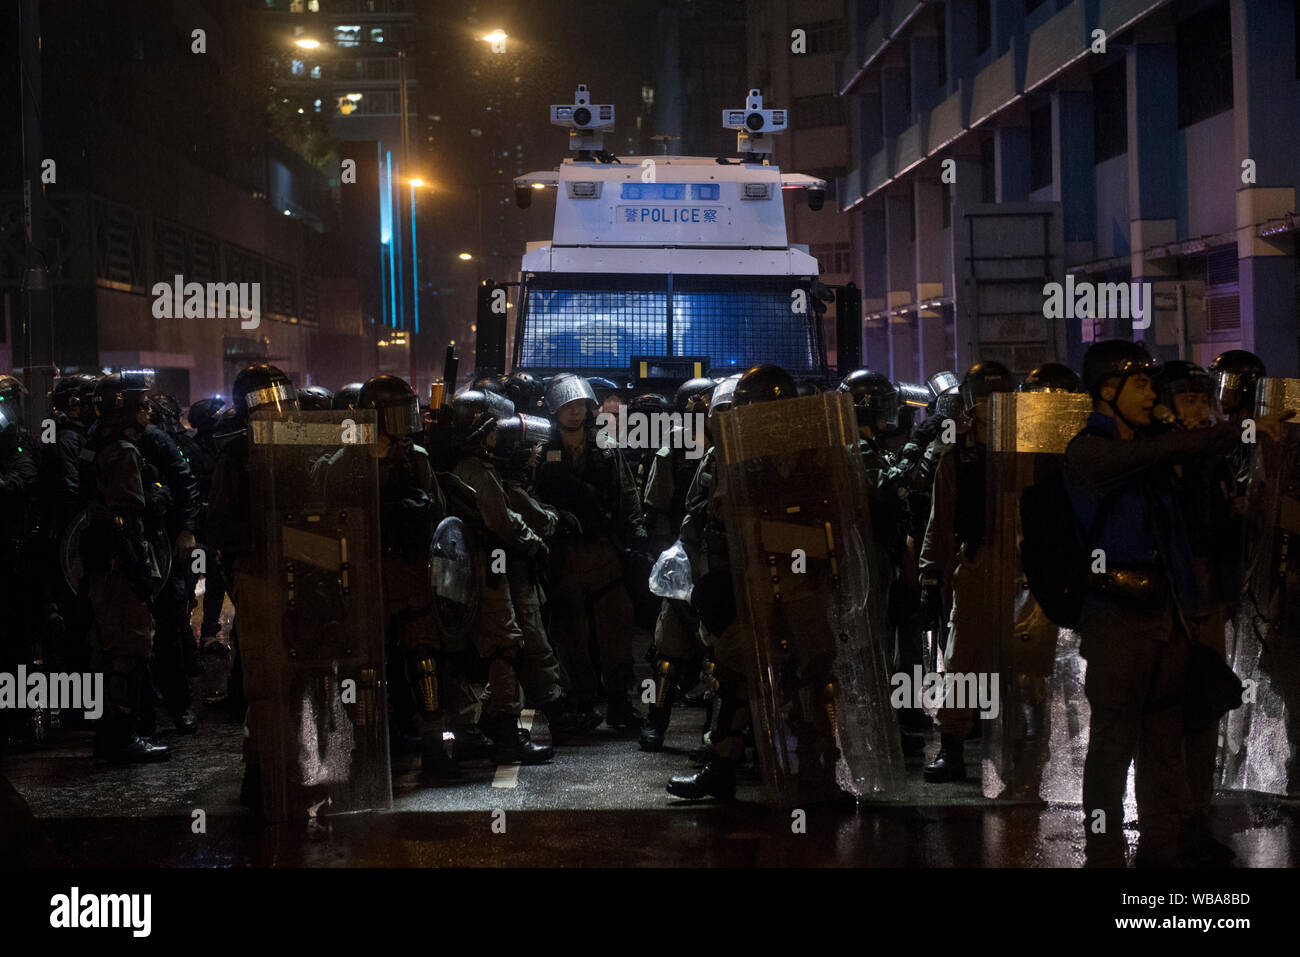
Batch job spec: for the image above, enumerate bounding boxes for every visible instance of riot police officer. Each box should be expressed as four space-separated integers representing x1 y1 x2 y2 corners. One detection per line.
639 376 714 751
919 360 1017 783
134 398 202 735
450 391 554 763
536 373 648 730
1065 341 1290 865
207 364 299 794
35 375 97 690
82 373 169 763
667 364 802 799
344 375 479 777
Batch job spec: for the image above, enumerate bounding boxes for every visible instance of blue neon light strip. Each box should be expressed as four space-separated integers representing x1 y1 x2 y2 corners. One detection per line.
385 150 397 328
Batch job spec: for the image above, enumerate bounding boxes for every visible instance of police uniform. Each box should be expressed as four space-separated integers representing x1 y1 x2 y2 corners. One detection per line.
535 427 646 722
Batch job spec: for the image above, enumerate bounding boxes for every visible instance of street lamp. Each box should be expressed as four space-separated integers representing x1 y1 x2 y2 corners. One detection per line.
457 252 473 261
295 38 320 49
482 29 508 53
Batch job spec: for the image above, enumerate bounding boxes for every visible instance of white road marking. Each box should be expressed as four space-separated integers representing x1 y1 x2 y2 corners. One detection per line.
491 710 536 788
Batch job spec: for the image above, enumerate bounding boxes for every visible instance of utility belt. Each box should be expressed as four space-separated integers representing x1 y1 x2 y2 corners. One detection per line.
1088 562 1170 613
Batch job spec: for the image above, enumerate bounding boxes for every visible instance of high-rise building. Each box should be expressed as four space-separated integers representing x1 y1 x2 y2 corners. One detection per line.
838 0 1298 380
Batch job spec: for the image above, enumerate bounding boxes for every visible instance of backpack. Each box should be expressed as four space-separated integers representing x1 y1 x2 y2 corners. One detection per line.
1019 458 1108 629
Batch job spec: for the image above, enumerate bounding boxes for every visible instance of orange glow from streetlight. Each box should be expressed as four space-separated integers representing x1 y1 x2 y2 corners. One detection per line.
458 252 473 261
295 38 321 49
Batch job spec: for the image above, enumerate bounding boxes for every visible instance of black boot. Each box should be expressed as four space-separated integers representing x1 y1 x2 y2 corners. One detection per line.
97 727 170 765
639 703 671 751
667 758 737 800
487 713 553 764
639 657 677 751
923 732 966 783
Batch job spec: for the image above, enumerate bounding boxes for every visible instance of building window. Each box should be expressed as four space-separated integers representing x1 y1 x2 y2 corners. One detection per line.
370 27 385 44
791 94 847 129
1030 103 1053 190
290 59 305 76
1092 60 1127 163
334 25 361 47
1177 1 1233 128
309 65 321 79
976 0 992 55
804 20 848 55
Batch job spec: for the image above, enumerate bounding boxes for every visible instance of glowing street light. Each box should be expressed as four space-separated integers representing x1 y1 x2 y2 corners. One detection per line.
457 252 473 261
409 177 426 188
295 38 321 49
482 29 507 53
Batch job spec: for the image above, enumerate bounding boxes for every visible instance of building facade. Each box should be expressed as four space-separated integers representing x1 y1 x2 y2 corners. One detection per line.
838 0 1298 381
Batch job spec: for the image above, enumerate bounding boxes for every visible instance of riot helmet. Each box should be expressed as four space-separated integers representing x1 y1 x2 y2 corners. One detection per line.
1081 340 1160 400
674 377 716 414
708 374 742 418
733 364 798 406
927 370 960 397
297 385 334 411
187 397 227 435
358 375 422 440
0 375 28 429
232 364 297 419
1155 360 1215 428
587 376 621 405
629 392 671 418
491 413 553 469
472 374 506 394
503 371 546 414
1019 362 1083 394
838 368 899 431
544 373 598 417
1208 349 1266 417
934 387 965 421
897 381 933 408
50 373 98 418
959 361 1017 410
93 371 154 426
149 393 187 434
451 389 515 450
332 382 364 411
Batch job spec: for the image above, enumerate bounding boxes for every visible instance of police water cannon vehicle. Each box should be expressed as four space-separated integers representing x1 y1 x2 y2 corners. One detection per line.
476 85 859 389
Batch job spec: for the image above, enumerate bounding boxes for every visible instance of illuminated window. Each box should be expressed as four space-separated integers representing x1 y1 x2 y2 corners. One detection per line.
370 27 385 44
308 0 319 10
310 65 320 79
290 0 303 11
334 25 361 47
290 59 305 76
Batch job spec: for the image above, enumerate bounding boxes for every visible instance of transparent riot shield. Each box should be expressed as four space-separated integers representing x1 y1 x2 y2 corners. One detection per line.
983 392 1092 800
240 410 390 823
716 391 904 804
1220 378 1300 796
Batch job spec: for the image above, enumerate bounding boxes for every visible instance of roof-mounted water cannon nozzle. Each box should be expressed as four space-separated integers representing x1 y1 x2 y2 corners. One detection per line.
722 89 787 159
550 84 615 160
